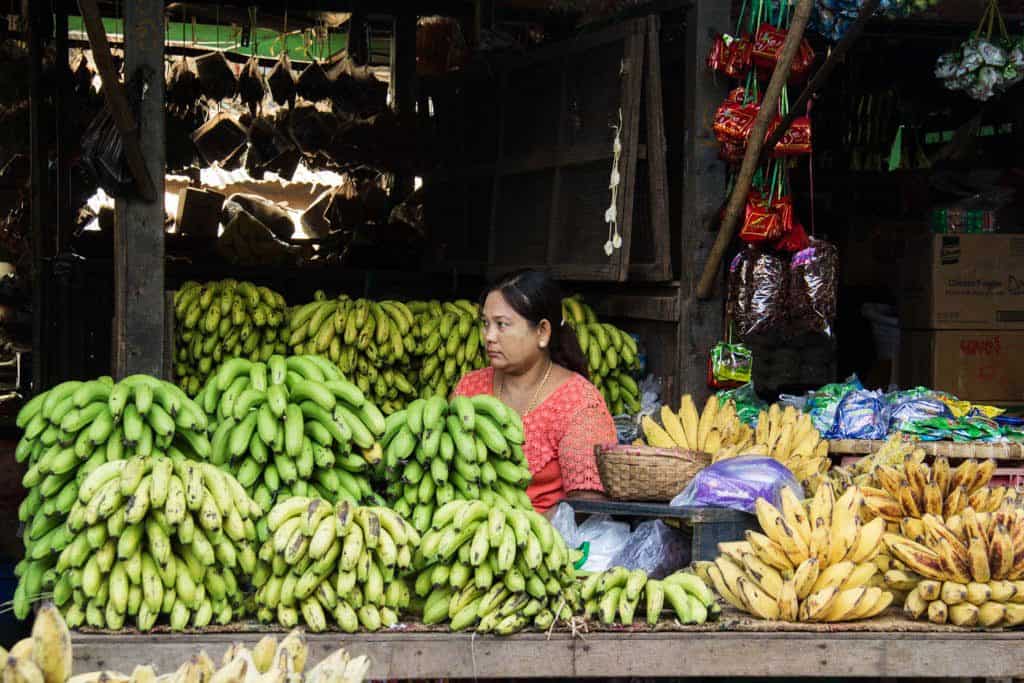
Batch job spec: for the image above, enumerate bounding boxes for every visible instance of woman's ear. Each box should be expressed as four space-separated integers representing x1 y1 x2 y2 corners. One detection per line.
537 319 552 349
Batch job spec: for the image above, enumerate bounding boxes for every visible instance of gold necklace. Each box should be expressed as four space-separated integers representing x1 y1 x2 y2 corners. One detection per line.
498 361 552 415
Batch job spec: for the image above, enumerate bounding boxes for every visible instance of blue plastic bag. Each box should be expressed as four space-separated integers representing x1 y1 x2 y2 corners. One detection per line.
807 375 863 434
826 389 889 440
670 456 803 514
886 389 953 434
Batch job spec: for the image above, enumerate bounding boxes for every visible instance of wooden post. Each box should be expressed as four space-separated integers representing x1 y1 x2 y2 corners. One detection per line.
695 0 814 300
55 0 72 255
390 10 417 200
347 3 369 66
112 0 165 378
675 0 731 402
28 0 48 392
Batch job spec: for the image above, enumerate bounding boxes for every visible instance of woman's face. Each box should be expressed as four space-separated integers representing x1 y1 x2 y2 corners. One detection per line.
481 290 549 372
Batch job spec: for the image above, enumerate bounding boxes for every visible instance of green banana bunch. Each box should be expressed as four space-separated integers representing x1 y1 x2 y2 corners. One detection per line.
198 355 387 515
414 498 580 634
407 300 486 401
562 295 641 417
380 394 533 534
51 453 261 631
580 566 720 626
174 280 289 397
12 374 210 621
253 497 417 632
287 293 418 415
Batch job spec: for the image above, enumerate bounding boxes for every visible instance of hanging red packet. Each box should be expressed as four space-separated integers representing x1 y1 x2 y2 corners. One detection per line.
713 99 759 145
771 115 813 157
751 24 787 71
740 192 784 244
789 40 817 83
773 220 811 252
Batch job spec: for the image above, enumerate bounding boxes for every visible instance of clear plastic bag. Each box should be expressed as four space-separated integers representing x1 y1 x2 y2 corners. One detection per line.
670 456 803 513
728 248 788 338
575 515 631 573
789 238 839 337
826 389 890 440
549 502 579 548
609 520 689 579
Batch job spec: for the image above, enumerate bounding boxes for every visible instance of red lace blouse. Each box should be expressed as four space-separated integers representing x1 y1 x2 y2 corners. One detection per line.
452 367 616 513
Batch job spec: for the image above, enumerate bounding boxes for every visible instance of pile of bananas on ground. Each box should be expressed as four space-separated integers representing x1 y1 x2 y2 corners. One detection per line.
696 485 893 622
864 457 1015 524
253 498 416 632
562 296 640 416
409 300 486 400
414 499 578 634
641 395 751 457
581 567 719 626
57 453 261 630
288 294 418 414
198 355 387 514
885 508 1024 627
173 280 289 396
381 395 533 532
13 375 210 620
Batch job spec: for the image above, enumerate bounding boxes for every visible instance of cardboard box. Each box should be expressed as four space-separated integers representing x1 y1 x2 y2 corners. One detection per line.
900 234 1024 330
899 330 1024 402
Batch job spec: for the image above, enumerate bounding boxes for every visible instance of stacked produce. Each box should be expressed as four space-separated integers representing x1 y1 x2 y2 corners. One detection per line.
288 294 417 414
641 394 752 457
886 509 1024 626
697 484 894 622
56 453 261 630
12 603 371 683
381 395 533 532
641 398 829 486
414 499 579 633
13 375 211 620
198 355 387 514
409 300 486 400
581 567 719 626
562 296 640 416
253 498 416 632
173 280 289 397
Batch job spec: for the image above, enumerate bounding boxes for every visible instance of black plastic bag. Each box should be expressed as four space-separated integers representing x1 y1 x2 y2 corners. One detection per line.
80 73 147 199
608 520 690 579
267 53 297 107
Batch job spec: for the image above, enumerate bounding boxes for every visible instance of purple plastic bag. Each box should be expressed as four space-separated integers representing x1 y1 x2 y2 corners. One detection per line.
670 456 803 514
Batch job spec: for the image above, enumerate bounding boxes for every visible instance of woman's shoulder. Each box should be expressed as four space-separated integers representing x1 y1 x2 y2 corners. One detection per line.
452 367 495 397
551 372 609 412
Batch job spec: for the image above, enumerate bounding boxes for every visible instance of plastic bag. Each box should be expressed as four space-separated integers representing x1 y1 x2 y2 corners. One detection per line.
727 248 788 338
609 520 689 579
716 383 766 427
576 515 631 573
671 456 802 514
789 238 839 337
549 502 579 547
81 71 148 199
807 375 863 435
886 388 953 433
826 389 889 440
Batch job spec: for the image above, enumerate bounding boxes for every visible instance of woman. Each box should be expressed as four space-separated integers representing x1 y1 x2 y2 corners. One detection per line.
452 270 616 515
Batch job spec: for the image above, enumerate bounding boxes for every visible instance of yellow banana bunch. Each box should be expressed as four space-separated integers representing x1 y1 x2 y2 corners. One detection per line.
254 498 417 633
581 567 718 626
414 499 580 634
174 280 289 397
863 457 1017 524
288 293 418 415
885 507 1024 627
12 375 212 624
641 395 751 455
409 300 487 401
697 484 893 622
562 295 641 416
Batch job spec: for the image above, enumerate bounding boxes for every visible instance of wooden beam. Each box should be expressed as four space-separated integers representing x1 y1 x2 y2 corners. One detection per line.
72 630 1024 679
676 0 730 402
28 0 48 392
390 11 417 200
55 0 72 255
695 0 814 300
112 0 165 378
77 0 156 202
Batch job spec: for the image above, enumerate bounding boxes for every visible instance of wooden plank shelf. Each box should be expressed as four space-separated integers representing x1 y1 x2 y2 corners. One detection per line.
828 439 1024 461
72 622 1024 679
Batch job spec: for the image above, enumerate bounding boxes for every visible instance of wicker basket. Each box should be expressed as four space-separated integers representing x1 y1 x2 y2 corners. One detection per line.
596 444 711 502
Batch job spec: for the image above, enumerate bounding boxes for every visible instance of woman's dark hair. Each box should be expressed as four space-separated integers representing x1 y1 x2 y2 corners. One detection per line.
482 269 590 379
